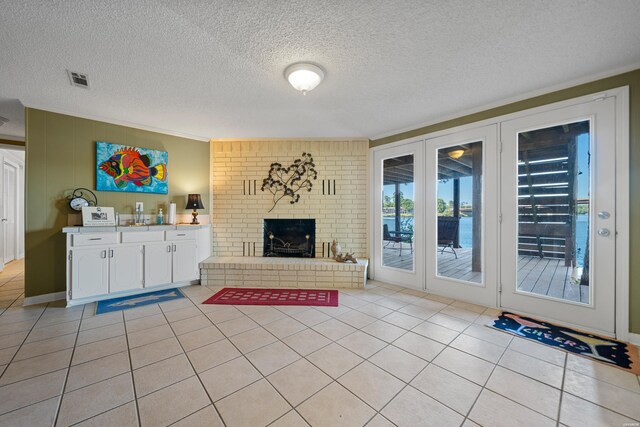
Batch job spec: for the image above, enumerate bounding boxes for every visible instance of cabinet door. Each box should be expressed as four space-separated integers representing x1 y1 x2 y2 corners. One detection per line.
144 242 173 287
109 245 143 293
172 240 198 282
71 247 109 299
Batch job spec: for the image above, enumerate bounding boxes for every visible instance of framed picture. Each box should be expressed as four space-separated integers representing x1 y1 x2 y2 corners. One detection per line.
96 141 168 194
82 206 116 226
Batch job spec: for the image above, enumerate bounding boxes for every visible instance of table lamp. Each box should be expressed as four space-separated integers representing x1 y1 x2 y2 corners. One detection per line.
185 194 204 224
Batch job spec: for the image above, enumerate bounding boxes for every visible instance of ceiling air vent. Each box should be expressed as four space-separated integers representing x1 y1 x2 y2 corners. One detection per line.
67 70 90 89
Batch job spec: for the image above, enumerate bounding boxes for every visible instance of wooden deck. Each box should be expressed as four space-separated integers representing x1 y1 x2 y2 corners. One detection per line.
517 255 589 304
382 243 414 270
382 247 589 303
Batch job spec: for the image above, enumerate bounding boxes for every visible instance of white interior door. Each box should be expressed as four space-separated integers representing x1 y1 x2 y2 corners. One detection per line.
373 141 424 289
425 124 499 307
500 97 617 335
3 161 17 263
0 153 4 271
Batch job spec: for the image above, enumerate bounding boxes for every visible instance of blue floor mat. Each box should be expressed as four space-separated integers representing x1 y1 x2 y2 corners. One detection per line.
95 288 184 314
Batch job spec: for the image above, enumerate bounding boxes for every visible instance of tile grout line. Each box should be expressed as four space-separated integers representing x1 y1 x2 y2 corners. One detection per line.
121 308 143 427
555 352 568 427
0 303 49 387
158 300 228 427
53 302 86 427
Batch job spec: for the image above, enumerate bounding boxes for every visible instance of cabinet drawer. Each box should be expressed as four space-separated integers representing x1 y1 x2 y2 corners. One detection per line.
72 233 117 247
166 230 196 241
121 231 164 243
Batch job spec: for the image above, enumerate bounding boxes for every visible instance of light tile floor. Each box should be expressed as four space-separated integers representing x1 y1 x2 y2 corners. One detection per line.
0 260 638 426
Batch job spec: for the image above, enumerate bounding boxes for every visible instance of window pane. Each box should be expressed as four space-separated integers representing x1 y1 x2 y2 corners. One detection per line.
382 155 414 271
436 142 482 283
516 120 590 304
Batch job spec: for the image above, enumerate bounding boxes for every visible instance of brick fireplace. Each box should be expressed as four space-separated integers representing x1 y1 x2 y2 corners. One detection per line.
201 138 369 288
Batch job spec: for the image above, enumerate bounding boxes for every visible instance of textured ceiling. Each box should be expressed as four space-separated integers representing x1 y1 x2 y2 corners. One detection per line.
1 0 639 140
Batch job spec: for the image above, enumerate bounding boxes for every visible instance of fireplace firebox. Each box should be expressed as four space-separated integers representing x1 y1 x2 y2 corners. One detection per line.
263 219 315 258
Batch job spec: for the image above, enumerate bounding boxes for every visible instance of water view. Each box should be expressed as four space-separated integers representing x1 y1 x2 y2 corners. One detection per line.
383 214 589 267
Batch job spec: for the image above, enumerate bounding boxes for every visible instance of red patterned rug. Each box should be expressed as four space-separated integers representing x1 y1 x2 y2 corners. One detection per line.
203 288 339 307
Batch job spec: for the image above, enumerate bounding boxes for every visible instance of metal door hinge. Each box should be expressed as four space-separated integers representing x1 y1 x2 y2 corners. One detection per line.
498 284 502 293
68 252 72 261
68 289 72 298
499 214 502 224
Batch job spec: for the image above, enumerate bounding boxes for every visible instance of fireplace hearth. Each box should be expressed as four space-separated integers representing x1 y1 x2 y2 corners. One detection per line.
263 219 315 258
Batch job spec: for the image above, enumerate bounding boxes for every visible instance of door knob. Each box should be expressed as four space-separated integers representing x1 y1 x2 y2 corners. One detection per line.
597 211 610 220
597 228 610 237
0 218 6 222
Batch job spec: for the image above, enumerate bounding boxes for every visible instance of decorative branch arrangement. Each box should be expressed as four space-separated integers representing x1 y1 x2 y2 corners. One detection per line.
261 152 317 212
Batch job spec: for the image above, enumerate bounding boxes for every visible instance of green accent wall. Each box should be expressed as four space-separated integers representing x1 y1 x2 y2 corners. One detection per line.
371 68 640 334
25 108 210 298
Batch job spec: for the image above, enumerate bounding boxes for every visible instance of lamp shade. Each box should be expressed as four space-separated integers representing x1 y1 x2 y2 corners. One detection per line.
185 194 204 210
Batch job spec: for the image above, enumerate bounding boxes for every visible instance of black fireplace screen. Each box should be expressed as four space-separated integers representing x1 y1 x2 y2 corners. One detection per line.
263 219 315 257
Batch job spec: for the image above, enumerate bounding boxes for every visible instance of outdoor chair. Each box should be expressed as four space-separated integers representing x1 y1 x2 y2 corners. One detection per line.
384 224 413 256
438 216 459 258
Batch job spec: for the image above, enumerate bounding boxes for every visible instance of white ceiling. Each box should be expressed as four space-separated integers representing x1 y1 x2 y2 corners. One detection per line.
1 1 639 141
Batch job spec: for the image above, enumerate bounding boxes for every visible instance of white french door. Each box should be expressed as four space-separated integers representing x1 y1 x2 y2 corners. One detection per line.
425 125 498 307
499 97 617 335
373 141 424 289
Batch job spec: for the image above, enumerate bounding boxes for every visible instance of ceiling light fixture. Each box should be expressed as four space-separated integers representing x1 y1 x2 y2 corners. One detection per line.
448 149 465 159
284 63 325 95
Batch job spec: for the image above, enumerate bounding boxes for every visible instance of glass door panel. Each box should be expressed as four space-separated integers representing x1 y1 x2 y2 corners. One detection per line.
436 141 482 284
516 120 590 303
382 155 414 271
373 141 424 289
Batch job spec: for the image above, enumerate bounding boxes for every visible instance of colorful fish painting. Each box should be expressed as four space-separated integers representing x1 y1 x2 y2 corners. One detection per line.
96 142 168 194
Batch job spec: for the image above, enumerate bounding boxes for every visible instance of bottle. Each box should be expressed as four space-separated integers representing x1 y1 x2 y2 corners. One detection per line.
156 208 163 225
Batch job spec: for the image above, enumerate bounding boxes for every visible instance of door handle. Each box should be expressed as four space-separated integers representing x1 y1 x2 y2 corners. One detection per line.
109 249 114 258
173 244 177 252
597 211 610 220
597 228 610 237
101 250 107 258
167 245 172 252
1 218 7 222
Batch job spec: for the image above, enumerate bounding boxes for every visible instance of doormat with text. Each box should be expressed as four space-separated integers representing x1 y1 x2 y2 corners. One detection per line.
488 312 639 374
203 288 339 307
96 288 184 314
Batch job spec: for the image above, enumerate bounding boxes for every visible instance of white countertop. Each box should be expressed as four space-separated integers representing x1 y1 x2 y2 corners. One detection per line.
62 224 210 233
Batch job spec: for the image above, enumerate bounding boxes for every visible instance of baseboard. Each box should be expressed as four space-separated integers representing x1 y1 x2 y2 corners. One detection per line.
23 291 66 306
629 333 640 346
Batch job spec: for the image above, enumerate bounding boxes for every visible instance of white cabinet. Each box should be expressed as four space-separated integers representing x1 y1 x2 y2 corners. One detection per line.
109 245 144 293
172 240 198 282
70 245 143 299
144 242 173 287
70 247 109 299
144 240 198 287
64 225 210 306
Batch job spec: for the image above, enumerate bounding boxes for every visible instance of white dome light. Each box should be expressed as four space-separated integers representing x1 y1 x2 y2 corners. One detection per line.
284 63 325 95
